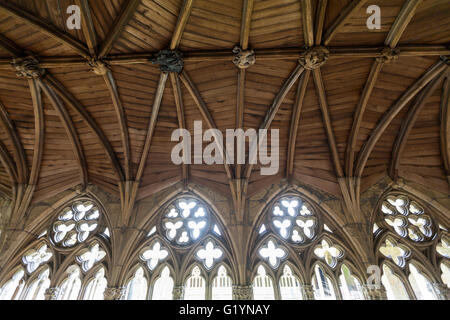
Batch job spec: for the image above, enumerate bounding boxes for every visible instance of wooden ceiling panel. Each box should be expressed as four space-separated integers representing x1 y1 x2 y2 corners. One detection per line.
249 0 303 49
328 0 404 46
357 56 437 152
111 0 182 54
179 0 241 50
399 84 449 194
111 64 160 173
400 0 450 45
321 58 373 164
293 78 340 197
183 60 237 132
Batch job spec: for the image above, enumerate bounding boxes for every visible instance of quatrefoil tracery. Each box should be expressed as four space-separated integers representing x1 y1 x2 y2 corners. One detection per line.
51 201 101 248
162 199 210 246
270 197 318 245
382 195 433 242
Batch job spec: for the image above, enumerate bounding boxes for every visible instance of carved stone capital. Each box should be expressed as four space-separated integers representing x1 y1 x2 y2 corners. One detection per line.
376 47 400 64
300 284 315 300
232 285 253 300
172 285 185 300
432 283 450 300
362 284 387 300
298 46 329 70
104 287 125 300
12 55 45 79
232 46 256 69
44 287 60 300
150 50 184 73
88 59 110 76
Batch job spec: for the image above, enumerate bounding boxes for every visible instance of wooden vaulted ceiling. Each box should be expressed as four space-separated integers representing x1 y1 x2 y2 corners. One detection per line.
0 0 449 219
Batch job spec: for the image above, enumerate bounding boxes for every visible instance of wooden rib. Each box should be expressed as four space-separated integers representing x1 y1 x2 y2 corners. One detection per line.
240 0 254 50
98 0 141 58
0 139 17 184
75 0 97 56
390 72 445 180
355 59 448 179
103 70 131 180
312 68 344 178
385 0 422 48
179 70 233 180
244 64 305 180
38 80 88 187
287 70 310 177
43 74 125 181
28 79 44 186
136 72 169 181
301 0 314 47
345 60 383 176
315 0 328 45
235 68 245 180
323 0 367 46
170 73 189 186
441 77 450 185
0 46 448 70
0 100 27 184
170 0 195 50
0 1 90 58
0 33 23 57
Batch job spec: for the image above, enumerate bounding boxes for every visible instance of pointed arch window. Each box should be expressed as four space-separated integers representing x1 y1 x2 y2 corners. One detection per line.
312 264 336 300
83 267 107 300
338 264 364 300
408 263 437 300
279 265 302 300
0 268 25 300
23 267 51 300
440 261 450 288
57 265 82 300
252 265 275 300
152 266 174 300
211 266 232 300
184 266 206 300
123 267 148 300
381 264 410 300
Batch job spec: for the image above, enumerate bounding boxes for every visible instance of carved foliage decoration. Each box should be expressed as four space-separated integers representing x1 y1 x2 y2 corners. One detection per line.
298 46 329 70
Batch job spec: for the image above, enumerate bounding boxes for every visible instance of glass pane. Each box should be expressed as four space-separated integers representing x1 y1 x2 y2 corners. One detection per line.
152 267 174 300
408 264 437 300
312 265 336 300
381 264 410 300
279 266 302 300
184 267 206 300
252 265 275 300
211 266 232 300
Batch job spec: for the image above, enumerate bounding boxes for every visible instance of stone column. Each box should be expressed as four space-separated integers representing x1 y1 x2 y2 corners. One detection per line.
104 287 125 300
232 285 253 300
432 283 449 300
300 284 315 300
362 284 387 300
44 287 60 300
173 286 184 300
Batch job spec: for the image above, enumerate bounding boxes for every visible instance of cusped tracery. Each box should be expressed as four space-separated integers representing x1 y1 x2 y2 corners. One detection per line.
270 197 318 244
381 195 433 242
162 198 210 246
51 200 101 248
